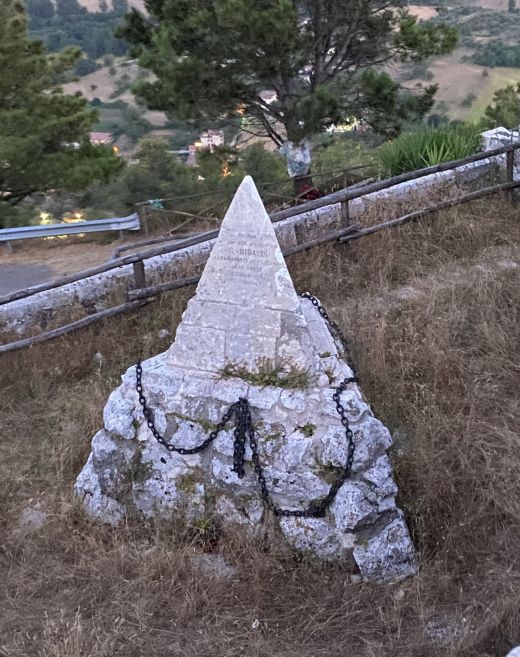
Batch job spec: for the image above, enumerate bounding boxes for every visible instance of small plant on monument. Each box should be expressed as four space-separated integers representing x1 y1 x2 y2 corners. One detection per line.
219 358 310 389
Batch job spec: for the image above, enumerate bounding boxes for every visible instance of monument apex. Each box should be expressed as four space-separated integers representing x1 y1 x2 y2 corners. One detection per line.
168 176 315 376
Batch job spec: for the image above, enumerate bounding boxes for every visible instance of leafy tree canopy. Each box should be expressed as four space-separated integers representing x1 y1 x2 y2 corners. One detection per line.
0 0 123 227
26 0 129 64
485 83 520 129
119 0 457 157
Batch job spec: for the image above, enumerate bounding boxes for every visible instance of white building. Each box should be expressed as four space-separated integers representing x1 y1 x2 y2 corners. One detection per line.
199 129 225 151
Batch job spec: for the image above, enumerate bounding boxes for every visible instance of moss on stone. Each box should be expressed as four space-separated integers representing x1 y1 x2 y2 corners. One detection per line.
170 411 219 433
263 431 283 442
176 469 204 494
122 448 153 486
299 424 316 437
317 463 345 485
220 357 310 389
324 367 336 384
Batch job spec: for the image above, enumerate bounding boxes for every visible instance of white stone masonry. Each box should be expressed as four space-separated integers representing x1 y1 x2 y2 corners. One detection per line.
75 177 417 581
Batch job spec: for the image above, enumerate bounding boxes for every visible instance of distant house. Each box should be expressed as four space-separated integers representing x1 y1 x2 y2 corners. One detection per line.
199 129 225 151
89 132 114 145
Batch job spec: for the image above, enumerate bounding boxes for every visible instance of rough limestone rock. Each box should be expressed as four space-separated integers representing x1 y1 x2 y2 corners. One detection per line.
75 176 416 581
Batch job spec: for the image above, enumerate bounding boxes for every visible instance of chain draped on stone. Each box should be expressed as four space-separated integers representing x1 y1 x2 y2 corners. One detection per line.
135 294 358 519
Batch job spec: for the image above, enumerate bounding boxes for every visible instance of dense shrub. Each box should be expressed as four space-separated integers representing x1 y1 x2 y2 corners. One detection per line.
26 1 129 60
378 124 482 176
75 57 99 77
241 143 287 190
473 41 520 68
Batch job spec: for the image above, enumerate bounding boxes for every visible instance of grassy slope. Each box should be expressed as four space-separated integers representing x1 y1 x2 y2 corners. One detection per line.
409 2 520 121
468 67 520 120
1 197 520 656
427 54 520 121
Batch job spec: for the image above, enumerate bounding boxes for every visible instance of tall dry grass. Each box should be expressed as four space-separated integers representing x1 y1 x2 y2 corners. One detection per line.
1 198 520 656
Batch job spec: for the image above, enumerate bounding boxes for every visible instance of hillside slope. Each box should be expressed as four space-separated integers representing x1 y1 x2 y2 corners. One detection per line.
2 197 520 656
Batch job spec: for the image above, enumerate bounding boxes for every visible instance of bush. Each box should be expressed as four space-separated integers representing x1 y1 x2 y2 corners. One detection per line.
378 125 482 176
473 41 520 68
461 93 477 108
75 57 99 76
241 143 287 190
312 135 375 177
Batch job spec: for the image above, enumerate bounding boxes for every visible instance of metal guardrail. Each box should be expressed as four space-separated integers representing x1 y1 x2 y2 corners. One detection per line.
0 213 140 243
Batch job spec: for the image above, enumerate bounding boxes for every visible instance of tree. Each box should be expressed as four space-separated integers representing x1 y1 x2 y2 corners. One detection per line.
112 0 128 13
0 0 122 227
25 0 54 20
242 143 287 190
485 83 520 129
119 0 457 187
109 107 152 144
56 0 83 18
82 138 197 213
509 0 516 13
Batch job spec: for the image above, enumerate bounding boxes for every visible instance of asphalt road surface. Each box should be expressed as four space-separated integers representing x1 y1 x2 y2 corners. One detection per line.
0 263 55 296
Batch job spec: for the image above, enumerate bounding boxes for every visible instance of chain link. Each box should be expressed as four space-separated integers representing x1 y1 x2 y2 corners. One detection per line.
300 291 358 380
135 294 358 519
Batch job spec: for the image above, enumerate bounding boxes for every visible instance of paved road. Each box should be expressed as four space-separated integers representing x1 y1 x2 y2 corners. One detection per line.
0 263 55 296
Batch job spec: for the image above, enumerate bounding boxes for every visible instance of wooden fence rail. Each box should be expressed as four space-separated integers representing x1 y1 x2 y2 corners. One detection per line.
3 175 520 355
3 142 519 306
2 141 518 308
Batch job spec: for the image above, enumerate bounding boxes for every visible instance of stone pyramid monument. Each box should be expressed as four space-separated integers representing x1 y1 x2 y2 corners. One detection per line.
75 177 416 581
168 176 314 375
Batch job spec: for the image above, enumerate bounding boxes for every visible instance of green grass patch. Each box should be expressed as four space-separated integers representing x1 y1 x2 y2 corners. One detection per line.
467 67 520 121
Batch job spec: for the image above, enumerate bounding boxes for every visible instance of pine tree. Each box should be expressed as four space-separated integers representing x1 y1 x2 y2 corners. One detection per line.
25 0 54 20
0 0 122 227
485 83 520 128
56 0 83 18
119 0 457 181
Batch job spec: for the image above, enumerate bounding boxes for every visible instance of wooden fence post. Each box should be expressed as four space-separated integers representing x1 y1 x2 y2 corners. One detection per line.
132 260 146 289
340 200 350 229
506 148 515 205
142 205 150 236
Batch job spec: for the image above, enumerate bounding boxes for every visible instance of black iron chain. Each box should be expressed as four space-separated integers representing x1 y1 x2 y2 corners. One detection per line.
300 291 358 380
135 294 358 519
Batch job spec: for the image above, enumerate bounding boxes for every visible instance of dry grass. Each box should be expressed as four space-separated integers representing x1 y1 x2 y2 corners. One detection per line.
2 198 520 656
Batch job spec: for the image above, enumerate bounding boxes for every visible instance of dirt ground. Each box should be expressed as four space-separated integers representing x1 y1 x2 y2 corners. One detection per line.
408 5 438 21
1 237 121 279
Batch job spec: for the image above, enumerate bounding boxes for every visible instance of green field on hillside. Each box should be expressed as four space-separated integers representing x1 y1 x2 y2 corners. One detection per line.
467 67 520 121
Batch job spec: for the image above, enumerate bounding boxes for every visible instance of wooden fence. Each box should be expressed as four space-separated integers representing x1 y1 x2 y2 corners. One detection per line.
1 141 519 355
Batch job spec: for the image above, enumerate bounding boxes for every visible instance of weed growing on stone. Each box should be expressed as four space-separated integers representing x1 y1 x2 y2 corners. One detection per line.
219 357 310 389
324 366 336 384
